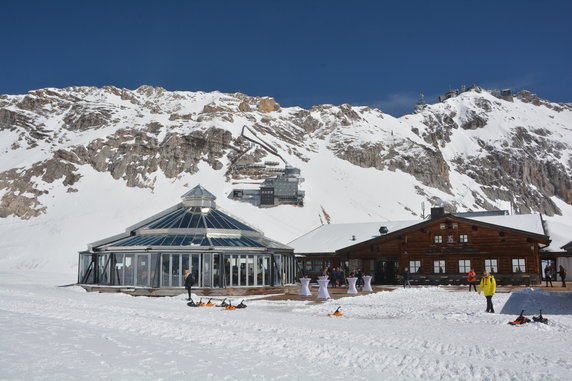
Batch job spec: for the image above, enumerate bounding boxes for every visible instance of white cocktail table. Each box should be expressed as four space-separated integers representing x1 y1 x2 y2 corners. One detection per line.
317 279 331 299
347 277 358 294
299 277 312 297
363 275 373 292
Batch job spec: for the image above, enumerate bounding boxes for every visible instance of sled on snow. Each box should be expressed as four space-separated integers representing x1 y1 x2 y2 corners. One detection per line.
532 310 548 324
328 306 343 317
508 310 530 325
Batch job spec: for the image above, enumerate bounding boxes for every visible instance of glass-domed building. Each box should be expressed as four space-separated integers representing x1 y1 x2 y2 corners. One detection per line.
78 185 296 291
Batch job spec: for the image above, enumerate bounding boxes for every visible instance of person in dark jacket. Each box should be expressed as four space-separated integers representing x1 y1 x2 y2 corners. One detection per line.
402 267 411 288
544 266 554 287
357 269 364 289
184 270 195 300
558 265 567 287
330 268 337 288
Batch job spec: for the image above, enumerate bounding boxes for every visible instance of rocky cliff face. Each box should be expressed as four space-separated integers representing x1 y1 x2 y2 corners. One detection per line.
1 85 571 220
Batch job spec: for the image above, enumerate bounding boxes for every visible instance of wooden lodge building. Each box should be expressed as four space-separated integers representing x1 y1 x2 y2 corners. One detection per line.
290 208 551 286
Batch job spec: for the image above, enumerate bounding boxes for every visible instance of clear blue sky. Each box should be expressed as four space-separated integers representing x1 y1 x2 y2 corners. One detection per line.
2 0 571 115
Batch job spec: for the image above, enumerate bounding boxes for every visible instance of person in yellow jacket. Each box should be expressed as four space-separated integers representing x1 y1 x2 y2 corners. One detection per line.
478 271 496 313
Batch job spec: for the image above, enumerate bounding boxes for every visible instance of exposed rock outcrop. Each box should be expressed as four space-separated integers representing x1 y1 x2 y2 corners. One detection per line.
257 97 280 112
0 85 570 220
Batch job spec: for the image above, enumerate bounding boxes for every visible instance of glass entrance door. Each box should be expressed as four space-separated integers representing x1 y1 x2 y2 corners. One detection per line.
541 259 556 280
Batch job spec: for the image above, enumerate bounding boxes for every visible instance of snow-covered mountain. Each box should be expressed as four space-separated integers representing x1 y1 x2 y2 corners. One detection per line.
1 85 571 272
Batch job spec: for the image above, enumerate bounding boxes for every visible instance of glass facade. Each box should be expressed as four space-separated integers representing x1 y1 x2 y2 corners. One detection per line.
79 251 295 288
79 186 294 290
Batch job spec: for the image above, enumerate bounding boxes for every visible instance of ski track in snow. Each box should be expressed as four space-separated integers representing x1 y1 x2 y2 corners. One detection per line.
1 275 571 381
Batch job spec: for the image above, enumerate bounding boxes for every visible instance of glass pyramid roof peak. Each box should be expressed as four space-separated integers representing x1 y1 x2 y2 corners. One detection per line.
182 184 216 208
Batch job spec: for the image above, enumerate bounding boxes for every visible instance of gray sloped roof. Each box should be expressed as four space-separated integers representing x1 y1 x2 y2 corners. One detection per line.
182 184 216 200
289 220 419 254
289 214 548 254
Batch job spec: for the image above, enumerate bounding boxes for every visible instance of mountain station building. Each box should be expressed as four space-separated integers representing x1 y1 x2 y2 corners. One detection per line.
78 185 296 294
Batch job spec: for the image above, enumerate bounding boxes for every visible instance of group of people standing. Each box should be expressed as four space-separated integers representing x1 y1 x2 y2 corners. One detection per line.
321 267 365 288
544 265 567 288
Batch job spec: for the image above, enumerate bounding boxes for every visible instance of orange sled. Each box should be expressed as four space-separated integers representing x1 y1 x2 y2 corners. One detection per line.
328 306 343 317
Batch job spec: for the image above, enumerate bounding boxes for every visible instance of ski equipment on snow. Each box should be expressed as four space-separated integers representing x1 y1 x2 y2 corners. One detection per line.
217 298 229 307
508 310 530 325
532 310 548 324
328 306 343 317
187 298 200 307
236 300 247 309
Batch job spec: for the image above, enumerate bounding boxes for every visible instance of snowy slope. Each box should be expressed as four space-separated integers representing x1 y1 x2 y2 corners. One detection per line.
0 86 571 272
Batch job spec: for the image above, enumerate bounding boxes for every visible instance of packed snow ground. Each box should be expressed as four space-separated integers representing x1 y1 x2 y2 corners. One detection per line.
1 272 571 381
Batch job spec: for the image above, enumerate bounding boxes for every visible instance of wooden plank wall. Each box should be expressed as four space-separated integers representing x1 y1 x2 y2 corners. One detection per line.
344 218 542 276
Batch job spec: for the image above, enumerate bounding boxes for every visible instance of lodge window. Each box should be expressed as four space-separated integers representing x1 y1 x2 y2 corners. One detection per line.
434 235 443 244
512 258 526 273
458 260 471 274
484 259 497 273
447 234 455 244
440 223 446 230
409 260 421 273
304 260 318 272
434 260 445 273
459 234 469 243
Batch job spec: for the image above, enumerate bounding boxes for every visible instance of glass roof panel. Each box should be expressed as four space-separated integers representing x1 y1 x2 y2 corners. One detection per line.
145 207 255 232
209 209 256 231
172 235 185 246
148 209 185 229
178 213 193 229
205 212 224 229
111 234 264 248
160 236 175 246
194 236 208 246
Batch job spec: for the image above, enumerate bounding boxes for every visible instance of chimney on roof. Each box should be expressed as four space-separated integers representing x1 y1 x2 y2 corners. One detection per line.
430 207 445 219
351 235 356 241
379 226 388 235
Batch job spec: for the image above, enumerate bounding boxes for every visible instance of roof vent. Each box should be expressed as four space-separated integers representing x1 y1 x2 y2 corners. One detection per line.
379 226 389 235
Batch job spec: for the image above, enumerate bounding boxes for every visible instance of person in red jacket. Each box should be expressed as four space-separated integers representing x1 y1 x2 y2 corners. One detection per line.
467 268 477 292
